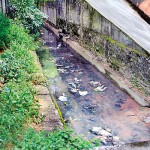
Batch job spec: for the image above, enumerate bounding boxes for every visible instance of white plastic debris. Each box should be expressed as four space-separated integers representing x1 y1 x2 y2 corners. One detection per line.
94 85 107 92
91 127 102 133
90 81 101 87
57 69 66 73
64 66 70 69
69 83 77 88
79 91 88 96
104 128 111 133
68 88 78 93
74 78 82 83
113 136 120 142
57 43 61 48
99 130 112 137
90 127 101 135
58 93 67 102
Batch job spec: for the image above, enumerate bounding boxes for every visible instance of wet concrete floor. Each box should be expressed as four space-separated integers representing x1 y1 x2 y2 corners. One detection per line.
37 27 150 145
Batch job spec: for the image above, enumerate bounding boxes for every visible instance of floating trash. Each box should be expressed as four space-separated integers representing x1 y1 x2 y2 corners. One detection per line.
113 136 120 142
58 93 67 102
90 126 121 146
79 91 88 96
68 87 78 94
57 68 66 73
74 77 82 83
57 43 61 48
64 66 70 69
90 127 102 135
89 81 101 87
69 82 77 89
94 85 107 92
99 130 112 137
56 64 64 68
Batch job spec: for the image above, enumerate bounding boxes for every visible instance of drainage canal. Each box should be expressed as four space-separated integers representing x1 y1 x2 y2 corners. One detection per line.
37 27 150 146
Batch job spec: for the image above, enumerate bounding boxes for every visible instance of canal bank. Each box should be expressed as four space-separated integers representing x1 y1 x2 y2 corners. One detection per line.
37 26 150 146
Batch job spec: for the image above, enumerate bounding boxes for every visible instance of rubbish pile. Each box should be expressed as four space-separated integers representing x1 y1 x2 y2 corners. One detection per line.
90 127 122 146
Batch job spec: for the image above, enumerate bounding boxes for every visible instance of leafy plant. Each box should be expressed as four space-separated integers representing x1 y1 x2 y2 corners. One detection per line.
0 12 10 48
0 20 39 149
0 82 37 148
8 0 47 33
15 128 98 150
0 24 37 82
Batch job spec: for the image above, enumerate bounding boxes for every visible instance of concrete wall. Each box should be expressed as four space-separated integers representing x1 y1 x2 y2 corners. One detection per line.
40 0 150 93
40 1 57 25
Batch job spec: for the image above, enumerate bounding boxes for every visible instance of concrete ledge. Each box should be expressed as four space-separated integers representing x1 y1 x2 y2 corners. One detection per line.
43 22 150 107
34 85 50 95
32 51 63 131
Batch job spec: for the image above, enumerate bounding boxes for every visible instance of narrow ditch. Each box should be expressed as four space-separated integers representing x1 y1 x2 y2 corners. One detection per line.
36 27 150 147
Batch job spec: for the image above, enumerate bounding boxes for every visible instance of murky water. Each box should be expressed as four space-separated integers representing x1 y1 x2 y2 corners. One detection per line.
37 27 150 146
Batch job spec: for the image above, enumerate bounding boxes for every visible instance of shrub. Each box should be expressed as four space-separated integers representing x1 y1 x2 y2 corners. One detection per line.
8 0 47 33
0 24 37 82
15 128 97 150
0 82 37 148
0 12 10 48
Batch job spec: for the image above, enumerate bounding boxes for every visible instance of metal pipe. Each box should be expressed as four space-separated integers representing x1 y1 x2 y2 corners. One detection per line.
1 0 6 15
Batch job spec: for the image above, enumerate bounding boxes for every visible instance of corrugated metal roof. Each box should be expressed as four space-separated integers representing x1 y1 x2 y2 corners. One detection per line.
86 0 150 54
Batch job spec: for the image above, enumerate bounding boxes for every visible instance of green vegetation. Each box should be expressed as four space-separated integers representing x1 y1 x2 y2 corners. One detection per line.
0 24 37 83
8 0 47 34
15 128 97 150
0 13 10 48
0 13 39 148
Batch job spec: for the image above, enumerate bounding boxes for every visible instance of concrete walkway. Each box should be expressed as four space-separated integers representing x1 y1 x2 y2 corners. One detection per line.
86 0 150 53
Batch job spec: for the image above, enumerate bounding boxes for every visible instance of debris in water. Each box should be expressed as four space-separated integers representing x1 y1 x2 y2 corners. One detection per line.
58 68 66 73
90 126 121 146
94 85 107 92
90 81 101 87
74 78 82 83
104 127 112 133
99 130 112 137
68 87 78 94
57 43 61 48
79 91 88 96
90 127 102 135
58 93 67 102
64 66 70 69
69 83 77 89
56 64 64 68
113 136 120 142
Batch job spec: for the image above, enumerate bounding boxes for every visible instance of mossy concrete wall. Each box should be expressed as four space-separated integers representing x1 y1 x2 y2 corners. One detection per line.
40 0 150 92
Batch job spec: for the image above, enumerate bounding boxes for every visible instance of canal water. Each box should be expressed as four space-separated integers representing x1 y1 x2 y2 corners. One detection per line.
37 27 150 146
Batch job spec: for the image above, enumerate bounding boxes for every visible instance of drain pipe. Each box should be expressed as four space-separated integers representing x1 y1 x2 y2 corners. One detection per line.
1 0 6 15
